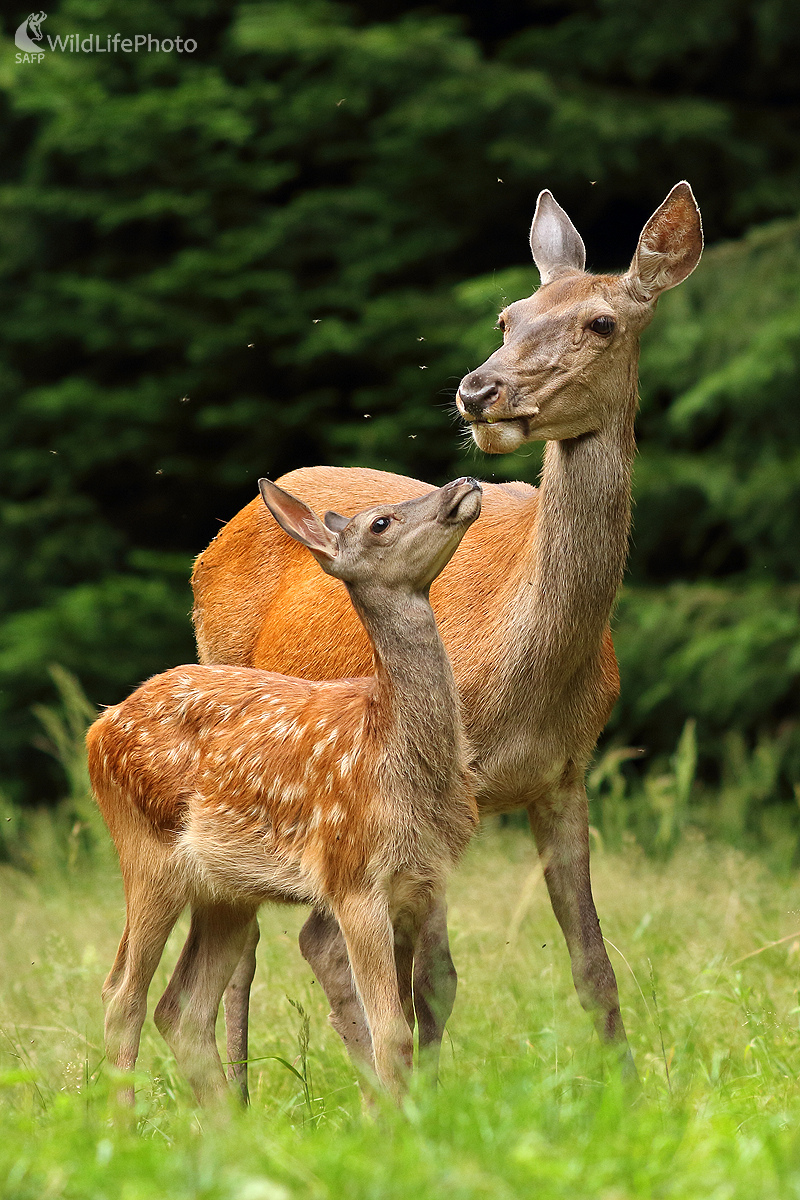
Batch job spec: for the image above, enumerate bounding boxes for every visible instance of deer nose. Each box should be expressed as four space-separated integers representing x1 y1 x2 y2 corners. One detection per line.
457 372 504 417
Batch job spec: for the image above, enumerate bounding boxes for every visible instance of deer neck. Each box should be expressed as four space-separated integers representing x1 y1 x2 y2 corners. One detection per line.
349 587 465 795
506 367 637 692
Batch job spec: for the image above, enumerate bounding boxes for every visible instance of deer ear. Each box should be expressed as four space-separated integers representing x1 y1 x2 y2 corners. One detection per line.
258 479 339 561
626 181 703 303
530 190 586 285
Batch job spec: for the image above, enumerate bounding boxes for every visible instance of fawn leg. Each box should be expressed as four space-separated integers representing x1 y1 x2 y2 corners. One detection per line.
102 922 129 1001
103 882 184 1105
299 908 374 1073
411 894 457 1076
527 782 636 1074
393 922 416 1037
154 903 256 1106
223 916 260 1103
334 894 412 1101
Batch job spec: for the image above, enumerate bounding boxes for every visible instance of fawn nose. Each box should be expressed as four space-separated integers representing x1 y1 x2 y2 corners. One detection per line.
457 372 505 418
441 476 482 521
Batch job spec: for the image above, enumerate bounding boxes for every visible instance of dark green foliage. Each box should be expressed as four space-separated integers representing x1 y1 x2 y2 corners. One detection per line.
1 0 800 809
615 218 800 810
614 585 800 747
635 217 800 585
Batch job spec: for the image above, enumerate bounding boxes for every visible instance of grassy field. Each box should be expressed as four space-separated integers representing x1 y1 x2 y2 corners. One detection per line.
3 819 800 1198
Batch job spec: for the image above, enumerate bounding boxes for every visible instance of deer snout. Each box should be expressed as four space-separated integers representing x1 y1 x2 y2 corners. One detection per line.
440 477 482 523
456 372 506 419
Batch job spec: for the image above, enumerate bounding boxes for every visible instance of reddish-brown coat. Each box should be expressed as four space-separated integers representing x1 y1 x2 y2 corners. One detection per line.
89 477 484 1104
193 467 621 778
188 183 704 1089
88 663 476 908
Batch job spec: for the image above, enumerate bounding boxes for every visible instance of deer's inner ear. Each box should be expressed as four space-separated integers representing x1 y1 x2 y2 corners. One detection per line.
324 511 350 533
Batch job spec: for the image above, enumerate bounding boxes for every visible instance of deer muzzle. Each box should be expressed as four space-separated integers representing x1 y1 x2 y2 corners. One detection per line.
456 371 509 420
440 477 482 523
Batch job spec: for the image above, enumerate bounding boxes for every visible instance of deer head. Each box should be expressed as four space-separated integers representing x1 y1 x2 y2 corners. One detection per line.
28 12 47 39
258 476 482 592
456 182 703 453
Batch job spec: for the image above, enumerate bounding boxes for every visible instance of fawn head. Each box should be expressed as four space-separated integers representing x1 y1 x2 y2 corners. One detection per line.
457 181 703 453
258 477 482 593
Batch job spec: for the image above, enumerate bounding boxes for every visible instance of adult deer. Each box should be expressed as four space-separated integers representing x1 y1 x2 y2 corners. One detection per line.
89 478 480 1104
192 182 703 1096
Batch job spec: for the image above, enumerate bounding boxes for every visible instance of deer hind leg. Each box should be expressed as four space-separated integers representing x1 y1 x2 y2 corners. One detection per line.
154 902 256 1107
222 916 260 1104
102 923 130 1007
333 894 412 1101
103 879 184 1105
410 894 457 1078
298 908 374 1074
527 784 636 1076
393 922 416 1037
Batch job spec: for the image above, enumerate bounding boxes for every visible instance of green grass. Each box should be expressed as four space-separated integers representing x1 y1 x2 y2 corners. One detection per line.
3 822 800 1198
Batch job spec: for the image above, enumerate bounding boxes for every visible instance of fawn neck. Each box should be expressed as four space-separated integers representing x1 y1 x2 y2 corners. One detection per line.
504 360 638 706
348 584 464 794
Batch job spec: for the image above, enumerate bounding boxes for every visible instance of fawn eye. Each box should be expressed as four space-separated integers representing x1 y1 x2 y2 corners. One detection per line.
589 315 615 336
370 516 392 534
496 315 507 333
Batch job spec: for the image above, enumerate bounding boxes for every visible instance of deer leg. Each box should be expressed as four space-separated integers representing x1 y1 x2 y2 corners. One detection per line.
411 894 457 1077
298 908 374 1074
527 785 636 1075
393 922 416 1037
103 884 184 1105
102 922 130 1003
333 894 412 1101
154 903 256 1107
222 916 260 1104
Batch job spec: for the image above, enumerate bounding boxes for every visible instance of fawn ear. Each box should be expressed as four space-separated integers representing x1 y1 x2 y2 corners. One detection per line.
258 479 339 561
626 181 703 303
530 190 586 285
324 510 350 533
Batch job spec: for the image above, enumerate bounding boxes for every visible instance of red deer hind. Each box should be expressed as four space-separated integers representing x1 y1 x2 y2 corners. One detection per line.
88 478 481 1104
192 182 703 1092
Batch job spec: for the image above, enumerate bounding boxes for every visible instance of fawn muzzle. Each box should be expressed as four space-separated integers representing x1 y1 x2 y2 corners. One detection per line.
440 477 482 524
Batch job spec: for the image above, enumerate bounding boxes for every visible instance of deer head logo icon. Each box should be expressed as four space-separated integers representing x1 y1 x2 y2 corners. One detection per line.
15 12 47 53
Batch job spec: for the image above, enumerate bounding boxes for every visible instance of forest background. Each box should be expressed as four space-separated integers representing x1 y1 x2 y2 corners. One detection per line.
2 0 800 850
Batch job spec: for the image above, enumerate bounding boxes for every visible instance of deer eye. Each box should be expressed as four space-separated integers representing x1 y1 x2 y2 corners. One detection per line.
496 315 507 333
370 516 392 534
589 315 615 336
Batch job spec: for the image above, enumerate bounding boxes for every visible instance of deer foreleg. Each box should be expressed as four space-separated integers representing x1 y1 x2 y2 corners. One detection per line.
527 784 636 1076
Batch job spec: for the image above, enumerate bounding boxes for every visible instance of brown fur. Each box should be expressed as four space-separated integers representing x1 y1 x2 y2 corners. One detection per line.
191 183 703 1088
89 481 480 1104
89 667 475 909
